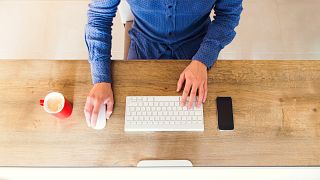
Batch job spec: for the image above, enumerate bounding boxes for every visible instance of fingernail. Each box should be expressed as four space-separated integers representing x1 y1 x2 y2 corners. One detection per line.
106 112 112 120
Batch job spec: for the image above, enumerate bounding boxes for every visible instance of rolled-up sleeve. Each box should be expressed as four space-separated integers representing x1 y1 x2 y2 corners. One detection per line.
192 0 243 68
85 0 120 84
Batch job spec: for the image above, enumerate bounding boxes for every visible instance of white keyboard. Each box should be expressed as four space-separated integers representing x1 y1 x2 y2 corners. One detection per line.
125 96 204 132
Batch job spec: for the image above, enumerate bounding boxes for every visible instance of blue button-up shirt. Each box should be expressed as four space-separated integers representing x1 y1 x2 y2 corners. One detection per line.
85 0 243 84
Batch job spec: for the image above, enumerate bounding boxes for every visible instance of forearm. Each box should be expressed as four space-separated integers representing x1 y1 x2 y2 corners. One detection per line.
85 0 120 84
192 0 243 69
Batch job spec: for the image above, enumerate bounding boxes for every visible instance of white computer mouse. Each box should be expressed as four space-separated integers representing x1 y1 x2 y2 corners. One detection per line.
93 104 106 130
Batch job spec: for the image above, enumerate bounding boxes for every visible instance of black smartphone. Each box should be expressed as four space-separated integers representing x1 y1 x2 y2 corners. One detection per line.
216 97 234 130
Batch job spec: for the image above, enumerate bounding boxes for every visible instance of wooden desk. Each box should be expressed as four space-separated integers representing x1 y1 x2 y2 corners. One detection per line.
0 60 319 167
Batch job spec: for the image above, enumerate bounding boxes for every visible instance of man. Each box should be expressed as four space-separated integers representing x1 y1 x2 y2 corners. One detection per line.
84 0 243 128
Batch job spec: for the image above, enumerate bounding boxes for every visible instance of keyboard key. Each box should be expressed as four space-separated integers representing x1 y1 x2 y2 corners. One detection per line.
195 111 201 116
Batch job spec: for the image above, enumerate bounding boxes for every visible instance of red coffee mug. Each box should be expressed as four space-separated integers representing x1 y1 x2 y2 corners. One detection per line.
40 92 73 119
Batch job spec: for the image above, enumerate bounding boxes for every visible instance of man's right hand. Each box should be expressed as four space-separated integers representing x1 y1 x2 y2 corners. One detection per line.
84 82 114 128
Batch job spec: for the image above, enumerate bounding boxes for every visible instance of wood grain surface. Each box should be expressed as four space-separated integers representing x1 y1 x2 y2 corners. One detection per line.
0 60 319 167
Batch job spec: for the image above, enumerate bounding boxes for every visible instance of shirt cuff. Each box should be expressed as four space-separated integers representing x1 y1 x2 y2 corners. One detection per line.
192 40 222 69
89 60 112 84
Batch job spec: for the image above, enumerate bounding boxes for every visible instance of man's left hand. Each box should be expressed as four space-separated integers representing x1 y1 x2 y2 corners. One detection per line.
177 60 208 109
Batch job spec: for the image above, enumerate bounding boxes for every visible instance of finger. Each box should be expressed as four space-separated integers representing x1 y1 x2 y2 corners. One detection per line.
197 82 204 107
176 72 186 92
188 83 198 109
203 80 208 103
105 100 114 119
84 96 93 127
181 80 192 106
91 100 102 128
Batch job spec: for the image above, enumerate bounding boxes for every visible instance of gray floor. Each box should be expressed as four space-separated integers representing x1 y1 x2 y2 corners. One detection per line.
220 0 320 60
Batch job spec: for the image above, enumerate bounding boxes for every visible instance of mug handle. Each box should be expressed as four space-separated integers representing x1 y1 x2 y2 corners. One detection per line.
40 99 44 106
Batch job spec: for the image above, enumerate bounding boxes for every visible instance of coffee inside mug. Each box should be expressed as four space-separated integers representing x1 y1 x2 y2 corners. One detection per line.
43 92 65 114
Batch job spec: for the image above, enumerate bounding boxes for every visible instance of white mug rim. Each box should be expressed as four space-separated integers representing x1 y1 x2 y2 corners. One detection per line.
43 92 65 114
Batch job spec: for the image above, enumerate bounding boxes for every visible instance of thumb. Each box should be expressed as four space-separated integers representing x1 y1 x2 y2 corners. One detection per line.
105 101 114 119
177 72 186 92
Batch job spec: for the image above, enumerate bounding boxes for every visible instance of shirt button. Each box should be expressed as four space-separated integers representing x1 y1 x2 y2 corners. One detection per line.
168 15 172 18
168 5 173 8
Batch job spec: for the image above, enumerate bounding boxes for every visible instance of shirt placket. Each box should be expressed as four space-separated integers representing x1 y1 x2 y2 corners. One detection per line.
165 0 176 38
